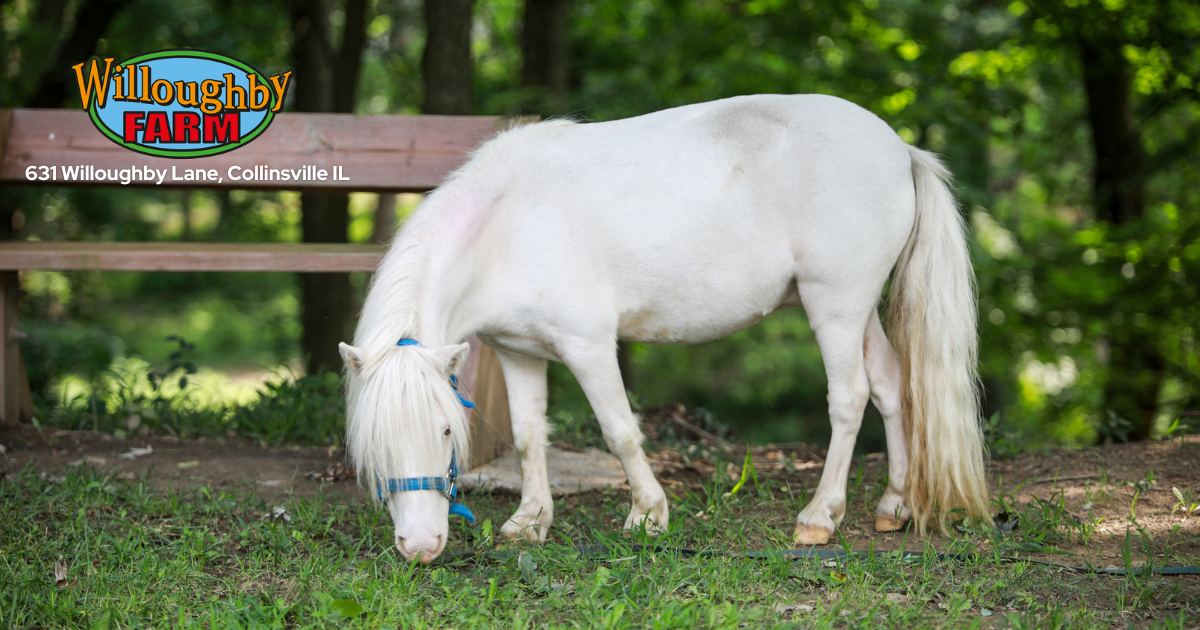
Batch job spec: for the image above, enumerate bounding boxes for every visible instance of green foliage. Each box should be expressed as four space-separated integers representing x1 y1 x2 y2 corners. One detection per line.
4 0 1200 448
234 370 345 447
36 359 344 447
20 321 121 395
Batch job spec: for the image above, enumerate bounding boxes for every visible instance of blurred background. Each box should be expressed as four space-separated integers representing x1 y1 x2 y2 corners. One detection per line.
1 0 1197 453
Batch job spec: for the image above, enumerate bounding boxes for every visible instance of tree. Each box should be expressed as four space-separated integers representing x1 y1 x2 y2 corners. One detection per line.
1018 0 1200 439
288 0 370 374
521 0 571 115
423 0 474 115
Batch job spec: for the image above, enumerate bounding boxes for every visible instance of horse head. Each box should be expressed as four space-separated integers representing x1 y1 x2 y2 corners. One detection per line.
340 340 472 563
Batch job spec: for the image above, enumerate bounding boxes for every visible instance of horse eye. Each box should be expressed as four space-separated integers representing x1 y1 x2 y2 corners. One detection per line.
443 428 452 437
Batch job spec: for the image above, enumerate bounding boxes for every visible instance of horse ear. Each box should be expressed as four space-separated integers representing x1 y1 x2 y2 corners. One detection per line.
339 343 366 376
432 342 471 376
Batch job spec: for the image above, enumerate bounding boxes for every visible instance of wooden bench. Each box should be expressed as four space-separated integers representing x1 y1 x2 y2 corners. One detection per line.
0 108 514 469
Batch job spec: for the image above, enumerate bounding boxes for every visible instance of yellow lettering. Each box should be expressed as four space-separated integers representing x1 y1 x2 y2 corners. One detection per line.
223 73 248 110
72 58 114 110
200 79 223 115
267 72 292 112
175 81 200 108
151 79 174 105
138 65 153 103
247 73 271 110
111 66 126 102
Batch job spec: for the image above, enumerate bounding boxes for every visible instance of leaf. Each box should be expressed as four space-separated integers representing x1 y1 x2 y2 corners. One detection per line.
774 603 814 616
593 566 611 587
729 449 758 495
177 461 200 469
518 551 539 583
995 511 1020 535
330 599 364 618
90 611 111 630
169 351 182 361
53 555 68 587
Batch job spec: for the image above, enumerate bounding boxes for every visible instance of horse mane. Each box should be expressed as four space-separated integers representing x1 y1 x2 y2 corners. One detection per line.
352 118 579 353
344 345 471 500
345 119 578 492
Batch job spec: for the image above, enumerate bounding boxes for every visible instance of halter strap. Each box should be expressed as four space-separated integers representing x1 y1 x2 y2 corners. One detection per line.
397 338 477 408
376 448 475 523
376 338 478 523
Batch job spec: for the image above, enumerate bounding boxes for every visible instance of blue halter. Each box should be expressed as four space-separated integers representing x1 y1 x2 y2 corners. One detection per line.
375 338 476 523
397 338 475 408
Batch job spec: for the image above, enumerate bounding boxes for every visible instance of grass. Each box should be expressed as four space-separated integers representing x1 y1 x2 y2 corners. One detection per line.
2 463 1196 629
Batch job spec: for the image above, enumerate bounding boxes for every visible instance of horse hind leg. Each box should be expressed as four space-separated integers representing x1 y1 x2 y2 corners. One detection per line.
863 309 912 532
793 294 873 545
493 349 554 542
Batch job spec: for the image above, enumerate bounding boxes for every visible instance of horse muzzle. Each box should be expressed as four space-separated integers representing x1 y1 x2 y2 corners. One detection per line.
396 533 445 564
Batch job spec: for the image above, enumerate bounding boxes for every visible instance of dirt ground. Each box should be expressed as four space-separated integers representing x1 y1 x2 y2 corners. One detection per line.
2 424 1198 570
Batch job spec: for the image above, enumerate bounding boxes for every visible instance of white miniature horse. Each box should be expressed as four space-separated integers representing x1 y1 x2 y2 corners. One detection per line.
340 94 990 563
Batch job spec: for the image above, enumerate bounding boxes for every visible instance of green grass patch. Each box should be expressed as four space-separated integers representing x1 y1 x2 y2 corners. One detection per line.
2 466 1195 629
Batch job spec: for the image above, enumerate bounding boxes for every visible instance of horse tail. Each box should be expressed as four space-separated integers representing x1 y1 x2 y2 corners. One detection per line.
887 145 991 534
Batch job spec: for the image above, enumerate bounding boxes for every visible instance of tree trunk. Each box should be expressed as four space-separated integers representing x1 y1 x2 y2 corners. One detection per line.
521 0 571 115
26 0 128 108
290 0 370 374
372 193 398 244
1079 35 1160 441
422 0 474 115
1080 37 1144 224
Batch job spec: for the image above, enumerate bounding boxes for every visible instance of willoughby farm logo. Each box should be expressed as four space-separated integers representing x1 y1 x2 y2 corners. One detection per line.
74 50 291 158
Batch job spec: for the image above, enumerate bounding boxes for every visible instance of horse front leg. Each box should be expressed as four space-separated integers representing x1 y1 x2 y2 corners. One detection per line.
561 342 669 533
493 350 554 541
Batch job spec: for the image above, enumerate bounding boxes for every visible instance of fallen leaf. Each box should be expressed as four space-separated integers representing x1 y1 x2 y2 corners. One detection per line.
981 608 993 617
256 479 283 487
519 552 539 583
263 506 291 522
68 455 110 467
119 445 153 460
995 511 1019 535
304 462 356 483
116 472 137 481
550 580 575 595
177 461 200 469
774 603 814 616
53 555 68 588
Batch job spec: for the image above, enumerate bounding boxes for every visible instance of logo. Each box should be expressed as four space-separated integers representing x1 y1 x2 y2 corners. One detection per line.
73 50 292 158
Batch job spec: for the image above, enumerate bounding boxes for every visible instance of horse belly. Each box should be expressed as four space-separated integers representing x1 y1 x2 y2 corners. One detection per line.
616 274 796 344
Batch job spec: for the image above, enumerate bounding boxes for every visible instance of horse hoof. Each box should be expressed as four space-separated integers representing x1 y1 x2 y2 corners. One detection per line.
501 514 550 542
624 512 668 535
874 516 908 532
793 524 832 546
